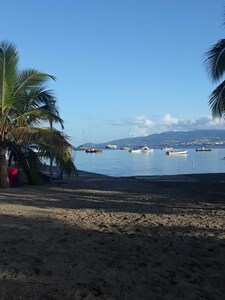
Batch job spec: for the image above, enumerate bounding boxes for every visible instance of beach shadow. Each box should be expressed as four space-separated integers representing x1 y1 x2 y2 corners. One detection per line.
0 174 225 298
0 176 225 217
0 211 224 299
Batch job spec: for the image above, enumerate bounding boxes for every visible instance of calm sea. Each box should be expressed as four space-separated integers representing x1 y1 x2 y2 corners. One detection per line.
74 148 225 177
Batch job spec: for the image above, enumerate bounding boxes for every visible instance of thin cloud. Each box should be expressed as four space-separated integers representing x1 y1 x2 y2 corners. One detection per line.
111 116 155 128
162 116 225 132
163 114 179 125
111 114 225 137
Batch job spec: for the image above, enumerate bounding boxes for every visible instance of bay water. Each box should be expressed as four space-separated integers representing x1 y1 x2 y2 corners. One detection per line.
74 148 225 177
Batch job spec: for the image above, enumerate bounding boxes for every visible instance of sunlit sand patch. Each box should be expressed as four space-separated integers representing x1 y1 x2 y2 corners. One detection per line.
48 187 124 195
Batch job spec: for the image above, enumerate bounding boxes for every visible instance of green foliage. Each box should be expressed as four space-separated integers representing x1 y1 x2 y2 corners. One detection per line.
0 41 76 185
205 39 225 82
205 17 225 119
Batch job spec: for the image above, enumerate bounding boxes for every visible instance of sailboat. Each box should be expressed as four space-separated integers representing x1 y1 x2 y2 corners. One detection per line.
76 145 88 151
76 131 88 151
120 146 131 150
120 137 131 150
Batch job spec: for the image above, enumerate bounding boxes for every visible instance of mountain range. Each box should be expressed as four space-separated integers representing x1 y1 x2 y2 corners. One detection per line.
83 130 225 149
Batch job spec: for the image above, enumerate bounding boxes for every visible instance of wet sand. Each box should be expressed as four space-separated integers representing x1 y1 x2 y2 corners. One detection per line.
0 171 224 299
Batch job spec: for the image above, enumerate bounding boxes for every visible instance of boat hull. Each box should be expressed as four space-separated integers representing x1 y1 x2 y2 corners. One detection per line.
129 149 142 153
120 147 131 150
196 148 211 152
85 148 103 153
142 149 154 153
166 150 188 155
105 144 117 149
141 146 154 153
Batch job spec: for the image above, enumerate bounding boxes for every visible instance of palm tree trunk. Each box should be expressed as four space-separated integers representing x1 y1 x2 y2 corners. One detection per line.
49 120 53 183
0 147 10 188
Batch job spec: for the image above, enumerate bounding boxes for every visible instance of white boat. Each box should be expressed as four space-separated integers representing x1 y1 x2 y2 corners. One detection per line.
129 149 142 153
76 144 88 151
166 150 188 155
105 144 117 149
141 146 154 153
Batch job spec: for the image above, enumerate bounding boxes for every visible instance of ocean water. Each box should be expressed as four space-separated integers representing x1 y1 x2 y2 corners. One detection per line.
74 148 225 177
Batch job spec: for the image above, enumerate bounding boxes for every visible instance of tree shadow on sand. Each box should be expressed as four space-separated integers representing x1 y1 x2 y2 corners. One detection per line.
0 175 225 299
0 213 224 299
0 176 224 214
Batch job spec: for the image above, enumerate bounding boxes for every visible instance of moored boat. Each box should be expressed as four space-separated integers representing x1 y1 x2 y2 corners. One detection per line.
129 149 142 153
76 145 88 151
95 149 103 153
141 146 154 153
120 146 131 150
85 148 103 153
105 144 117 149
196 147 212 152
166 150 188 155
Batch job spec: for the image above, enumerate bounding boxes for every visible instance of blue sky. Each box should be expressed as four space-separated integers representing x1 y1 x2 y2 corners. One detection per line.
1 0 225 145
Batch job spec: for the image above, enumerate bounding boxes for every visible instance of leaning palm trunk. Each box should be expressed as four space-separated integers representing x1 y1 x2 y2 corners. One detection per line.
0 147 9 187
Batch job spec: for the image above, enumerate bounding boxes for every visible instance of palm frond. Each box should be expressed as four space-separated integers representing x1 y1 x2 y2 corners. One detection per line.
0 41 19 110
13 107 64 127
6 87 64 130
209 80 225 118
205 39 225 82
15 126 77 175
15 126 74 151
57 154 77 175
15 69 55 95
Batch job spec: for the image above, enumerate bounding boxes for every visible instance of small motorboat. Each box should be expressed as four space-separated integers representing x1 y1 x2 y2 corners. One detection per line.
120 146 131 150
85 148 102 153
129 149 142 153
196 147 212 152
141 146 154 153
166 150 188 155
105 144 117 149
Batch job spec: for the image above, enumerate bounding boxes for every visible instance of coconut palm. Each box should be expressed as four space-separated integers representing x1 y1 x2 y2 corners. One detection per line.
0 41 76 187
205 38 225 118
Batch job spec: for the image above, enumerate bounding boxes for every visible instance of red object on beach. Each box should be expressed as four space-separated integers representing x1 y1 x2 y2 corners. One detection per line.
7 167 19 187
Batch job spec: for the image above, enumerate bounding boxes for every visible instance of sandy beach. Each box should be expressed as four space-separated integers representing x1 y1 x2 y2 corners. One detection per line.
0 171 224 299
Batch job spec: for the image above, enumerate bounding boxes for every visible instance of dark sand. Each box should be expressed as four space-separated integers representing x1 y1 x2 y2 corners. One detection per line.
0 171 224 299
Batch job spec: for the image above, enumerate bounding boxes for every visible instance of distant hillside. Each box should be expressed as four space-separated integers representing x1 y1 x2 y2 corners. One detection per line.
89 130 225 149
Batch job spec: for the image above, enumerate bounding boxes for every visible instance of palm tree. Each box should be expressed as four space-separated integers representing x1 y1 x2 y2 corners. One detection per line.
205 37 225 118
0 41 76 187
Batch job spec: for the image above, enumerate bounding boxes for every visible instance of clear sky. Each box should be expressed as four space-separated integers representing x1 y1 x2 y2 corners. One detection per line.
1 0 225 145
